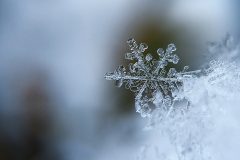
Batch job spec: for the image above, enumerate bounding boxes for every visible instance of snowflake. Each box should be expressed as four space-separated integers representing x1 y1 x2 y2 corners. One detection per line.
105 38 201 117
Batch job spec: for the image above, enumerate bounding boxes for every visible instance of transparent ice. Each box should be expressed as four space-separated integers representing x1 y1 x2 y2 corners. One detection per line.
105 36 240 160
105 38 201 118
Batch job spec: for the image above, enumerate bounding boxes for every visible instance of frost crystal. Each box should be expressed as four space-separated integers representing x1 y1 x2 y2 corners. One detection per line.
105 36 240 160
105 38 201 117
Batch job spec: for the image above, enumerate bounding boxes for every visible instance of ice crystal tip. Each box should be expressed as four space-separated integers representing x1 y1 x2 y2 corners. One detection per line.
105 39 201 117
157 48 165 57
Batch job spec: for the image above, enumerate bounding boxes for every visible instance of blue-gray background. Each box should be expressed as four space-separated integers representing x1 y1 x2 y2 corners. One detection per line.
0 0 239 160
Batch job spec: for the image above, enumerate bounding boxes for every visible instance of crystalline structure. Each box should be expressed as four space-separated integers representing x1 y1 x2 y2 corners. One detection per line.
105 36 240 160
105 38 201 117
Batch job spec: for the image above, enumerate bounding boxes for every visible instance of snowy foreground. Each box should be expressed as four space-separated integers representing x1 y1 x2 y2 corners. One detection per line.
105 36 240 160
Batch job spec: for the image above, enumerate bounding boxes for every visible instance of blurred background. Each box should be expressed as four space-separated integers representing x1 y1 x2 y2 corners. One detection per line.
0 0 239 160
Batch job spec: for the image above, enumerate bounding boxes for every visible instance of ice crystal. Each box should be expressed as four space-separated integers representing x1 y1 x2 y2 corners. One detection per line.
105 36 240 160
105 38 201 117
